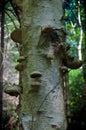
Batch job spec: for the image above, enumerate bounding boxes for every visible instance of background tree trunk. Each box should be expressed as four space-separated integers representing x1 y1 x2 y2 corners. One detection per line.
13 0 67 130
0 6 5 128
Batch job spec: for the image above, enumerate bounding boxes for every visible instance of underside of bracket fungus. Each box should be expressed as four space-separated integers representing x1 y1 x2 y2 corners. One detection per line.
30 71 42 91
31 82 41 91
11 28 21 43
60 66 68 73
4 86 21 97
30 71 42 78
17 56 26 62
63 53 83 69
15 63 24 71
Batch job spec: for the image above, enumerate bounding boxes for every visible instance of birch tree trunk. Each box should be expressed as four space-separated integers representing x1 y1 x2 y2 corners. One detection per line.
12 0 67 130
0 6 5 128
77 0 83 62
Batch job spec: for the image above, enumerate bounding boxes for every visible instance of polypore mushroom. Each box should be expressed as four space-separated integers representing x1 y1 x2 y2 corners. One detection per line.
11 28 21 43
65 59 83 69
63 53 83 69
31 82 41 91
60 66 68 73
15 63 23 71
30 71 42 78
17 56 26 62
4 86 21 97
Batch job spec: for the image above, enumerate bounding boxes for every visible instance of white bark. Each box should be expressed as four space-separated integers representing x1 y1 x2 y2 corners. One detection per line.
77 0 83 61
16 0 67 130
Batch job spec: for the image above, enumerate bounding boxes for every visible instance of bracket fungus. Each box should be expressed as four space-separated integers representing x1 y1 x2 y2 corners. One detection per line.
30 71 42 78
60 66 68 73
15 63 24 71
60 46 83 69
54 42 70 56
64 59 83 69
31 82 41 91
17 56 26 62
11 28 21 43
4 86 21 97
63 54 83 69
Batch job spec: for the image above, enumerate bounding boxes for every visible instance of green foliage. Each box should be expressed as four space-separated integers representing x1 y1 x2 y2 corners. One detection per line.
69 69 84 112
65 0 85 116
64 0 85 117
